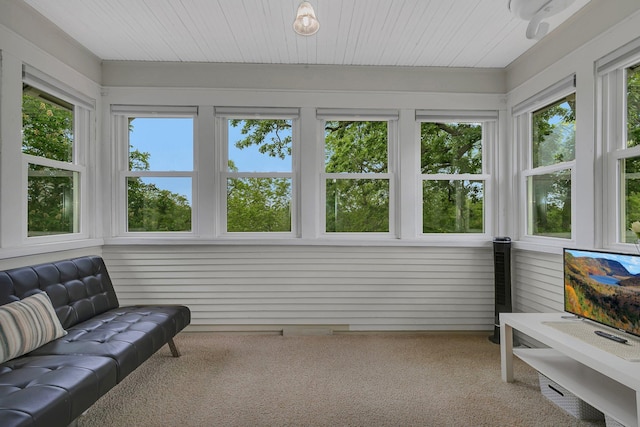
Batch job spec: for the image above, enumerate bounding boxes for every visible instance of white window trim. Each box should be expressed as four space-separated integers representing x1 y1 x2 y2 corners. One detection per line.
598 37 640 249
514 75 577 245
416 113 497 240
318 113 398 239
112 106 198 237
215 108 300 238
22 69 93 244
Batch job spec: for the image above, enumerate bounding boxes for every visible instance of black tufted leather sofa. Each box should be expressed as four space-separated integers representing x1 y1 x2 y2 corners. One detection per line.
0 256 191 427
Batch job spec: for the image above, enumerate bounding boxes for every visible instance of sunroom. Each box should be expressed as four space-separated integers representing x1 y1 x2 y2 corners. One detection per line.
0 0 639 335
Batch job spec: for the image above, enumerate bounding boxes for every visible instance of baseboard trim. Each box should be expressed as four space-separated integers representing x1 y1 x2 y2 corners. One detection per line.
182 324 491 336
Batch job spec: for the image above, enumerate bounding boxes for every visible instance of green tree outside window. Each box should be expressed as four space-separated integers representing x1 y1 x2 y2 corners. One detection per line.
127 118 192 232
226 119 293 232
622 65 640 242
421 122 484 233
528 94 575 237
22 88 77 236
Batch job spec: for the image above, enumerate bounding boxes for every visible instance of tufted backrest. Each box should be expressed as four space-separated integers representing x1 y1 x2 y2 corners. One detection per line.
0 256 120 329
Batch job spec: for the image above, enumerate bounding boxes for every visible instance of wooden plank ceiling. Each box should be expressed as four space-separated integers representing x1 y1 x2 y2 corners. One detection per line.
22 0 591 68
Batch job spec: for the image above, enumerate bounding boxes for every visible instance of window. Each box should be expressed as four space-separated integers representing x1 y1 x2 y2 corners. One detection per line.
217 108 297 234
417 111 495 236
514 76 576 240
603 60 640 243
420 122 484 233
22 78 89 238
114 107 195 233
318 111 397 235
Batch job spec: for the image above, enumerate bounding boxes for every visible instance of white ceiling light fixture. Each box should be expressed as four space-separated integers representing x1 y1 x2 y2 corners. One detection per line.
293 2 320 36
509 0 576 40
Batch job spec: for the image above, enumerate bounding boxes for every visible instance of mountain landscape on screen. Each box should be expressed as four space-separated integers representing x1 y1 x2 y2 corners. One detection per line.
564 250 640 336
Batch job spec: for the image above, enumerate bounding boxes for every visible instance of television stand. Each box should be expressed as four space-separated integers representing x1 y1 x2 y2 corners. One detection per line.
500 312 640 427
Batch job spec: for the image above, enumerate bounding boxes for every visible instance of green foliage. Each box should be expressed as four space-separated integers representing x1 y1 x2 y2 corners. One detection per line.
532 94 575 167
127 178 191 232
22 91 76 235
624 67 640 241
325 121 388 173
422 180 483 233
228 120 392 233
324 121 389 232
227 178 291 232
129 148 151 171
22 92 73 162
229 119 292 160
326 179 389 232
421 123 484 233
527 96 575 237
628 66 640 147
125 116 192 232
231 119 487 233
529 171 572 238
226 120 293 232
27 166 76 236
421 123 482 174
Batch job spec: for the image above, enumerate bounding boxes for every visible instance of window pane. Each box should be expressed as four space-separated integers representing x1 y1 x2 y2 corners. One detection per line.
622 157 640 242
421 122 482 174
28 164 78 236
527 171 571 238
228 119 292 172
127 177 192 232
628 65 640 148
129 118 193 171
532 94 575 168
22 86 73 162
227 178 291 232
422 180 484 233
326 179 389 232
325 121 388 173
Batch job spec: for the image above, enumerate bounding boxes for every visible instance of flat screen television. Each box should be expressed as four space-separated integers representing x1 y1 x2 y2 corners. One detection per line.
564 248 640 337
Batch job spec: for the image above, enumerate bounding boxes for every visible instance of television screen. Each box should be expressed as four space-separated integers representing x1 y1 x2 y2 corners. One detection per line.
564 248 640 337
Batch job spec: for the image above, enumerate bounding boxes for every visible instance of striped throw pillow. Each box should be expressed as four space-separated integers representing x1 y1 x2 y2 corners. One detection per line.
0 292 67 363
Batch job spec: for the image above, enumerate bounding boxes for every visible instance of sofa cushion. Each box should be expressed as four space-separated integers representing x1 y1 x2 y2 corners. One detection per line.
0 355 117 427
0 293 67 364
30 305 191 382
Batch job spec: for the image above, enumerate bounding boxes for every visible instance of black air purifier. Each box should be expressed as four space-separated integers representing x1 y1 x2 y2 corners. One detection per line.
489 237 512 344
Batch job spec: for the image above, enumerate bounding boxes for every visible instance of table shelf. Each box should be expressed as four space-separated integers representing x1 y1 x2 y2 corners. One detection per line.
501 313 640 427
513 347 635 426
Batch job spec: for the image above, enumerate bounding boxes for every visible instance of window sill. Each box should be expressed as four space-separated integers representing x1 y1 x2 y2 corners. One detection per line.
102 236 493 248
0 238 104 261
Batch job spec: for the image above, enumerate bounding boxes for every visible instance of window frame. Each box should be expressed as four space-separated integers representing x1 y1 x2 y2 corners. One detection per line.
317 109 399 239
215 107 300 238
112 106 198 237
598 39 640 249
21 66 92 243
416 110 497 239
513 75 577 245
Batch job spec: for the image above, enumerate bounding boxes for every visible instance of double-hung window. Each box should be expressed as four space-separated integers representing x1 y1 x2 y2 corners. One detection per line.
317 109 398 236
599 41 640 245
417 111 496 236
514 76 576 240
216 108 298 235
113 106 196 234
22 66 92 239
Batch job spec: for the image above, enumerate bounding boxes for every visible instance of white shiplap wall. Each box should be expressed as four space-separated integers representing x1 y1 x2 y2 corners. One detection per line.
513 249 563 314
102 244 494 332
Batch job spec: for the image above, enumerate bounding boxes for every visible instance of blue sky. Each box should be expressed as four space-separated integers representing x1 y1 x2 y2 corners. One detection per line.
567 249 640 275
129 118 292 204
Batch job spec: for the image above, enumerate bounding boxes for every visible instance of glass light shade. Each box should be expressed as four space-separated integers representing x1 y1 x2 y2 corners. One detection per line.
293 2 319 36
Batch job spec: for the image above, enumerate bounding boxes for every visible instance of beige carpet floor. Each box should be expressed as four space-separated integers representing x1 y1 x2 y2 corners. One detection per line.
77 332 607 427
